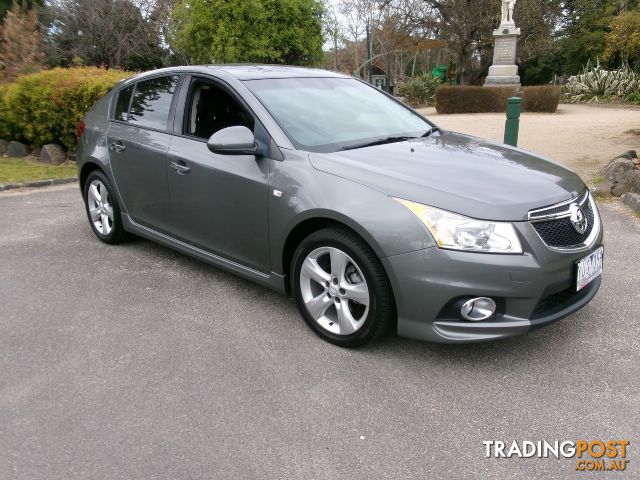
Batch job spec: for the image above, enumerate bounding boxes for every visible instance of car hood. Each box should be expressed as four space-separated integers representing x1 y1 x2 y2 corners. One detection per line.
308 131 585 221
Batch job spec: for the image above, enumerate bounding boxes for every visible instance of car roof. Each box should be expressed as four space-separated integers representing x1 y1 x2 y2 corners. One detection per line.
125 64 350 83
211 65 349 80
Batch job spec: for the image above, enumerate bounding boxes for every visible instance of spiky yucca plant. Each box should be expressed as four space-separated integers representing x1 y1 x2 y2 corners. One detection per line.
563 60 640 103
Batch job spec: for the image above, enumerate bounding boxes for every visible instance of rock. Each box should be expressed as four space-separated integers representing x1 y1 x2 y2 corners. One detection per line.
618 150 637 161
622 192 640 214
604 150 637 170
590 183 613 198
611 170 640 197
40 144 66 165
7 141 28 157
0 139 7 155
605 154 640 197
606 158 635 180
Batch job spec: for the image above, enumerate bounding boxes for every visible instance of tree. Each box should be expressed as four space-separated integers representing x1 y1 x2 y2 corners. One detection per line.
0 0 40 22
0 1 44 82
324 3 344 71
43 0 166 70
514 0 564 84
168 0 324 65
412 0 497 84
559 0 639 73
605 9 640 67
334 0 440 87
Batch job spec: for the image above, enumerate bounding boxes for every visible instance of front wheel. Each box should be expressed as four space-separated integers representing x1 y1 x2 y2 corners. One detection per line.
291 227 394 347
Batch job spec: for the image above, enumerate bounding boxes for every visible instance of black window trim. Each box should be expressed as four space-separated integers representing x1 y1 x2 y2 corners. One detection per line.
112 84 134 123
170 73 275 158
109 73 185 135
175 74 259 143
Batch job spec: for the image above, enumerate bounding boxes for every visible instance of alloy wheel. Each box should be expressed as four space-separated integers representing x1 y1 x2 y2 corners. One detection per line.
299 246 370 335
87 179 114 235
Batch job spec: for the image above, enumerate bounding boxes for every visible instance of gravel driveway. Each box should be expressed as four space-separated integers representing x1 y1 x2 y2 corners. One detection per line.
418 103 640 180
1 185 638 479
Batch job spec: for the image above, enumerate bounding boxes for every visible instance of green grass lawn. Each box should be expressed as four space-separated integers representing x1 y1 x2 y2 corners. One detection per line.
0 157 77 184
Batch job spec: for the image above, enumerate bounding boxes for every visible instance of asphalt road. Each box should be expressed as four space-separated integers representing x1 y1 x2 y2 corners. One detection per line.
1 185 638 479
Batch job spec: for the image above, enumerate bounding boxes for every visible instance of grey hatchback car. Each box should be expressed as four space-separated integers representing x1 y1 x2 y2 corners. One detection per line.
77 65 603 347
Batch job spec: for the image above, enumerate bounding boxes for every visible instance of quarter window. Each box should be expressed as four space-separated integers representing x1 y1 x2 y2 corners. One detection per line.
129 76 179 130
114 86 133 121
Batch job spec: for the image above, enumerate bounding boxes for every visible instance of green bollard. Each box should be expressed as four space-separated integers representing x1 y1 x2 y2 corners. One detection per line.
504 96 521 147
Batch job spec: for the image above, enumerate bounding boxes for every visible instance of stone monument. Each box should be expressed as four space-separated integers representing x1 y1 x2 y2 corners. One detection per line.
484 0 520 87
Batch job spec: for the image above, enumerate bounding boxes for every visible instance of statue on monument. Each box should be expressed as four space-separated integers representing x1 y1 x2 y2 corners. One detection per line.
485 0 520 87
501 0 516 25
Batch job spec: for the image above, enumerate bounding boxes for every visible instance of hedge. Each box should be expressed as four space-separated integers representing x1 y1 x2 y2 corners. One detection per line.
435 85 561 114
435 86 517 114
0 67 133 151
521 86 561 113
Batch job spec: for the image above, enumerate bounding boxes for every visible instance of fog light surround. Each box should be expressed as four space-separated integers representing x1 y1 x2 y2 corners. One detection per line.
460 297 496 321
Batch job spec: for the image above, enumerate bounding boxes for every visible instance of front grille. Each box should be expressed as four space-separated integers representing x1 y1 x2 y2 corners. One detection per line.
531 201 595 247
529 191 596 248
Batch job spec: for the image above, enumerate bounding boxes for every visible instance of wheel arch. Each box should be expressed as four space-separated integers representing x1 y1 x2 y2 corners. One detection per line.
79 161 103 193
279 212 389 295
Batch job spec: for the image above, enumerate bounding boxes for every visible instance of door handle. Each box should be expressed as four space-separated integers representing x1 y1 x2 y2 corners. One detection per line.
110 141 126 153
170 161 191 175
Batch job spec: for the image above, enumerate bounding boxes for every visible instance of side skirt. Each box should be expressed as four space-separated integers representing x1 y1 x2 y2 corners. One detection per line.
121 213 287 295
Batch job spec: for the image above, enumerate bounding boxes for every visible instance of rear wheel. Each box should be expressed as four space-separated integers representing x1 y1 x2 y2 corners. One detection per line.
83 170 127 244
291 227 394 347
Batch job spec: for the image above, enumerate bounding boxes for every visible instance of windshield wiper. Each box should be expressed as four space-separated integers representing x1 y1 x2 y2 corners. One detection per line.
340 136 416 151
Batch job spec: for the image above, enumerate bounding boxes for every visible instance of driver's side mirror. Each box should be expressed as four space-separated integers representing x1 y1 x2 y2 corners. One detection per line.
207 126 257 155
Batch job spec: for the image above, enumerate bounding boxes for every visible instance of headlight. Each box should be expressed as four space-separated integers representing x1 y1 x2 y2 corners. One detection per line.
395 198 523 254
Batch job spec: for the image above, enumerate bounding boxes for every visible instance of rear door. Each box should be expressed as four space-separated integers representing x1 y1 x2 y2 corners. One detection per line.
166 75 271 272
108 75 180 233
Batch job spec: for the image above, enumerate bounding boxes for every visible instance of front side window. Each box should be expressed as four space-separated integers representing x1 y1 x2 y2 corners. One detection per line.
128 76 179 130
114 85 133 121
184 80 254 139
244 77 433 153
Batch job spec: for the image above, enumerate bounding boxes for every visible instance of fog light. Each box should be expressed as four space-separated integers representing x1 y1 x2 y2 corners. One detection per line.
460 297 496 321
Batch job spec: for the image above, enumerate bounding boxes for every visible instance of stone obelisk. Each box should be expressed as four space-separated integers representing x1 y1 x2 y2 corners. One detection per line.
484 0 521 87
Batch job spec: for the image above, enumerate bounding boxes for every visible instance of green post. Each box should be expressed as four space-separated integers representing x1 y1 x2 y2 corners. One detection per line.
504 97 521 147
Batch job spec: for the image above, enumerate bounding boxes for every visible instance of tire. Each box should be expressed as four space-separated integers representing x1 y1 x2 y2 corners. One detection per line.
291 227 395 347
83 170 128 244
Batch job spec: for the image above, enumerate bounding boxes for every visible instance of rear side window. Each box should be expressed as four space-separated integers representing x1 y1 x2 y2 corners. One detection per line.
128 76 179 130
114 86 133 121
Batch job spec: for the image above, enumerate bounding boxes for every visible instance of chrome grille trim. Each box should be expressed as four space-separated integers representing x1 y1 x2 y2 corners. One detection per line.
528 190 589 222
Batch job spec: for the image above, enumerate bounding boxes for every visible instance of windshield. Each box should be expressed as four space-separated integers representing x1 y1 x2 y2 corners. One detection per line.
243 77 434 153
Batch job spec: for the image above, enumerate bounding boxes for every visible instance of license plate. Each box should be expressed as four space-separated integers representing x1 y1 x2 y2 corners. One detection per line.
575 246 603 291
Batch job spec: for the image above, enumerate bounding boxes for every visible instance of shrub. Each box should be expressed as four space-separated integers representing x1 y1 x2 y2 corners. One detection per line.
562 61 640 103
397 75 441 106
0 67 133 150
0 84 16 140
521 86 561 113
626 92 640 105
435 86 517 114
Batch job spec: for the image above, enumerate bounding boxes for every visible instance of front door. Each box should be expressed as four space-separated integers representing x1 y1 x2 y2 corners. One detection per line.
108 75 180 233
167 78 270 272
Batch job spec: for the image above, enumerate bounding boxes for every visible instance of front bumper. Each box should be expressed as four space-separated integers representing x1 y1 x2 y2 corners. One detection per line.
382 219 603 343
